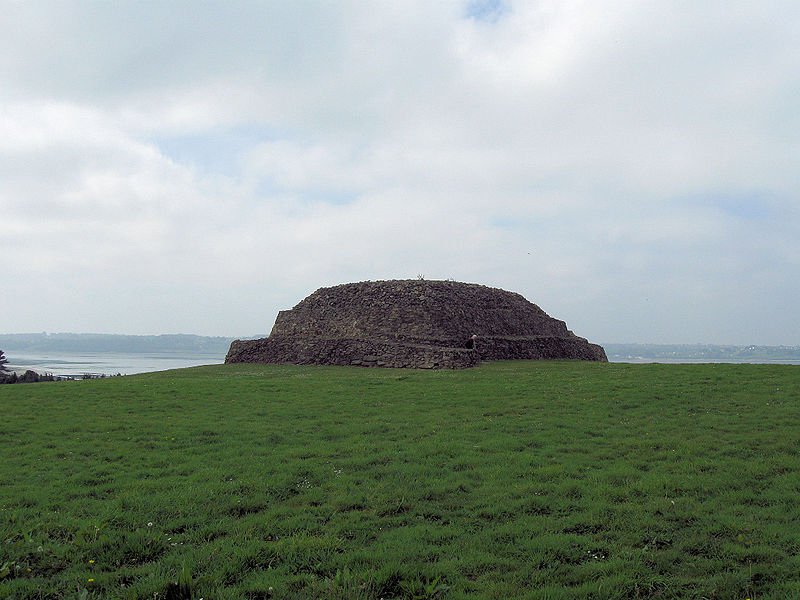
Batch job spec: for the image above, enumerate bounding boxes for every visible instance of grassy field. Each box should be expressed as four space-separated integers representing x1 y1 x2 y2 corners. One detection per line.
1 361 798 599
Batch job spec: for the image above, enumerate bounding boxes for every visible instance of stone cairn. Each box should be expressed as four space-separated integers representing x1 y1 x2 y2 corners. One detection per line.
226 280 607 369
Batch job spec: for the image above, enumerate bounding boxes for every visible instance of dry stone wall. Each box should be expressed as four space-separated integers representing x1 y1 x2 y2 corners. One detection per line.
226 280 607 369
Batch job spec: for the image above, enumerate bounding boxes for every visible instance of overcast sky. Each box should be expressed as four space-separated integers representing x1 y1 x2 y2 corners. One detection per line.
2 1 798 345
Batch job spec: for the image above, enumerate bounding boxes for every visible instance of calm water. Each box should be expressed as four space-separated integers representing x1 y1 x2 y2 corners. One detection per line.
5 350 225 377
610 357 800 365
5 351 798 377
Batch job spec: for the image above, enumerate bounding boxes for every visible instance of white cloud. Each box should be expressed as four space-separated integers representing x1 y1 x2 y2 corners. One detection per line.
1 0 798 343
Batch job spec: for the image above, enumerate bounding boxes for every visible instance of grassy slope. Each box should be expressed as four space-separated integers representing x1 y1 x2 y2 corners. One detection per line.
1 362 798 599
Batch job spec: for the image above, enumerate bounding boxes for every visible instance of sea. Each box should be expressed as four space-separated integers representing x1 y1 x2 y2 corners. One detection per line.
5 350 226 377
4 350 799 378
611 357 800 365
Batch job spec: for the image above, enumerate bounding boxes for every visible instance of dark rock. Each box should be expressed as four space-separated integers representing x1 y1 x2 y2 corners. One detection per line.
226 279 607 369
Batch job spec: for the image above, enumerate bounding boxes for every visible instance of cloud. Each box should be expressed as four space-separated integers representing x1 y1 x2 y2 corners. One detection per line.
1 1 798 343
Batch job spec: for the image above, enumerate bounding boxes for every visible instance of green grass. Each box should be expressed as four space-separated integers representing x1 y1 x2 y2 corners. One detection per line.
1 361 798 599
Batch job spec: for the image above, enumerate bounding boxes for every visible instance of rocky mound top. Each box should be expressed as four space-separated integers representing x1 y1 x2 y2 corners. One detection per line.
226 279 607 368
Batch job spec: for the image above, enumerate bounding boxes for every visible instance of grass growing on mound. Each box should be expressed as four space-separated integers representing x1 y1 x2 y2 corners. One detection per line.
1 361 799 599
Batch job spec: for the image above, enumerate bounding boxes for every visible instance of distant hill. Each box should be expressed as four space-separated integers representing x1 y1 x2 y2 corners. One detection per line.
0 333 257 354
604 343 800 362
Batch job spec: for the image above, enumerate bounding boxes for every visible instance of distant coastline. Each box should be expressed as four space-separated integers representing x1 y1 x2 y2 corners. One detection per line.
0 332 258 354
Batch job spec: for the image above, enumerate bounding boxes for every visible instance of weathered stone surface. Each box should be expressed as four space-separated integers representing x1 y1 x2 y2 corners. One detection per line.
226 280 607 369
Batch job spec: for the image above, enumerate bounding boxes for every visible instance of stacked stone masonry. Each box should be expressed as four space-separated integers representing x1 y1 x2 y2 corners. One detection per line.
226 280 607 369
